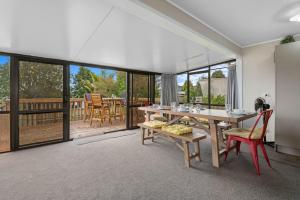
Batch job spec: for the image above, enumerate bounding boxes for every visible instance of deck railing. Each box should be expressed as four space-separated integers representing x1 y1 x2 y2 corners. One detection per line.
0 97 161 128
0 98 86 127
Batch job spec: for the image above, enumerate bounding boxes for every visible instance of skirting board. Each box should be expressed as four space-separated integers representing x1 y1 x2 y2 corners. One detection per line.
275 144 300 157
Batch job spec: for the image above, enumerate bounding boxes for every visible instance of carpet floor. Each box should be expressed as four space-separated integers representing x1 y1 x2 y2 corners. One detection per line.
0 129 299 200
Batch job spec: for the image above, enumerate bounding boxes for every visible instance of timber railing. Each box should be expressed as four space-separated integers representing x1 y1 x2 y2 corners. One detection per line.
1 97 153 128
1 98 86 127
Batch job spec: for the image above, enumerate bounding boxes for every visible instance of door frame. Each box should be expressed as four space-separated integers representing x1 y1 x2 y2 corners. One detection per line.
10 56 70 150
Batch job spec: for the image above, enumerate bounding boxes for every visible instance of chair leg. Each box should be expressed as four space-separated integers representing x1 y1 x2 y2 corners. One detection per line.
236 141 241 155
259 143 271 168
249 142 260 175
90 108 94 126
141 128 145 145
224 136 232 161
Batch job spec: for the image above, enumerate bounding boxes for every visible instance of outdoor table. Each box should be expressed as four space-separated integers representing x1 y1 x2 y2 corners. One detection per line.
138 106 257 168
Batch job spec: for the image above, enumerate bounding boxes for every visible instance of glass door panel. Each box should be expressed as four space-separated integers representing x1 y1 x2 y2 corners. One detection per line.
0 55 10 152
0 114 10 152
17 60 67 147
69 65 127 138
19 112 63 145
127 73 153 129
189 72 209 106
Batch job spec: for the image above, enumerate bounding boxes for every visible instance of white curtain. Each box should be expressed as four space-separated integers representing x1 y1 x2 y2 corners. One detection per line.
226 63 238 109
161 74 178 106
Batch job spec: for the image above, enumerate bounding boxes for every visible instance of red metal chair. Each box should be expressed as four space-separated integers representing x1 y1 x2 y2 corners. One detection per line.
224 110 273 175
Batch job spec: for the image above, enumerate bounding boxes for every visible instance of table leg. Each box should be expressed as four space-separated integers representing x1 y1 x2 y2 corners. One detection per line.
231 122 238 128
194 141 201 161
183 141 191 168
145 111 151 122
209 119 220 168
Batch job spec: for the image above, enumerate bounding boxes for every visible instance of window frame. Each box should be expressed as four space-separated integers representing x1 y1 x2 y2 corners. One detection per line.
177 59 236 108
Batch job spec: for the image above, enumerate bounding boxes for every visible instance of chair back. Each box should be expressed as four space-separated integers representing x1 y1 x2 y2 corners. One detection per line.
249 109 273 140
84 93 92 102
91 93 103 106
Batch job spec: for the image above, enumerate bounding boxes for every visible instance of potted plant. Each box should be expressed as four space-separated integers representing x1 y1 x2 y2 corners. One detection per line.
280 35 296 44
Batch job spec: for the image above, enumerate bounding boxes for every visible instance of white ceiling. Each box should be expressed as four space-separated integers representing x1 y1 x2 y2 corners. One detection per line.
169 0 300 47
0 0 232 73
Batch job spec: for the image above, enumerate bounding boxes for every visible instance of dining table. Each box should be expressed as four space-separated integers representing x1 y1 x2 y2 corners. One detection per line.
138 106 257 168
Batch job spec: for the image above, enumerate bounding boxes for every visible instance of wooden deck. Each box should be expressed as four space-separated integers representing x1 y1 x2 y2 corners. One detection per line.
16 120 126 146
70 120 126 139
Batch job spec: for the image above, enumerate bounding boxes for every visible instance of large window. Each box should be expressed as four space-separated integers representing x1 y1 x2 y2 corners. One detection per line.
177 73 188 104
210 64 229 108
183 60 235 109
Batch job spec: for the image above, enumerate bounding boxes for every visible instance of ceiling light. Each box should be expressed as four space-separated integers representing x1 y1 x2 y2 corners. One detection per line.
290 14 300 22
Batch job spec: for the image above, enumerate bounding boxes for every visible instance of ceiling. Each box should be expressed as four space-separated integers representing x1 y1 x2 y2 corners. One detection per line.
0 0 232 73
169 0 300 47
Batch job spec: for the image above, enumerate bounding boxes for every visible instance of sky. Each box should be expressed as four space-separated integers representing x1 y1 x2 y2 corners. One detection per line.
0 56 117 79
0 55 9 64
177 63 228 86
70 64 117 79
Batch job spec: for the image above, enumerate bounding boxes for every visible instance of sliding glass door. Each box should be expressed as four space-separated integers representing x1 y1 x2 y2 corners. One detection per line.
127 72 154 129
13 58 69 148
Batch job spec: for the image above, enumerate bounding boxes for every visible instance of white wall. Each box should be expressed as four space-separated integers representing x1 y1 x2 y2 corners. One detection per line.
242 41 278 141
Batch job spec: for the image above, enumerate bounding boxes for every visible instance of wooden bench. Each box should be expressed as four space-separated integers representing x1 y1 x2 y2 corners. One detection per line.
138 123 207 168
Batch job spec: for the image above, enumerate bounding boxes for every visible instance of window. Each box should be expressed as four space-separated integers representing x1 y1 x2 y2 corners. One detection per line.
189 72 209 105
176 73 188 103
185 60 235 109
210 63 229 108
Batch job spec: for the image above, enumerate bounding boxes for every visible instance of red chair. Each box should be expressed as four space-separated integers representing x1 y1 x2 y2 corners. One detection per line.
224 110 273 175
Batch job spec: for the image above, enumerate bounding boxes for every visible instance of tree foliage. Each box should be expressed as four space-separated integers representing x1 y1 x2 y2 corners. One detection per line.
0 63 9 100
71 66 94 98
71 67 127 98
182 80 204 102
19 62 63 98
211 70 225 78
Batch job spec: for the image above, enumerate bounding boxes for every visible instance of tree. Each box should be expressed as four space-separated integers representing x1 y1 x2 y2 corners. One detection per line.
132 75 149 98
182 80 190 93
211 70 225 78
91 75 117 97
19 62 63 98
71 66 93 98
115 71 126 97
195 81 203 97
182 80 197 102
0 63 9 100
155 76 161 99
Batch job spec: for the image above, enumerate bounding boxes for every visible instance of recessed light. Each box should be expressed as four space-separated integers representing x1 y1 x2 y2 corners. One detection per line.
290 14 300 22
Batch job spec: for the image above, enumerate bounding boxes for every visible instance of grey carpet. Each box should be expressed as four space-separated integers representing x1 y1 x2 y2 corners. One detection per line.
0 129 299 200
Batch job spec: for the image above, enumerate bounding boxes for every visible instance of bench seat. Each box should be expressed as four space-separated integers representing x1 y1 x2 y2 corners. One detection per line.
138 123 207 167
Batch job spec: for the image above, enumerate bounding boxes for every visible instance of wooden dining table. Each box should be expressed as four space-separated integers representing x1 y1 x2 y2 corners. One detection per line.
138 106 257 168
